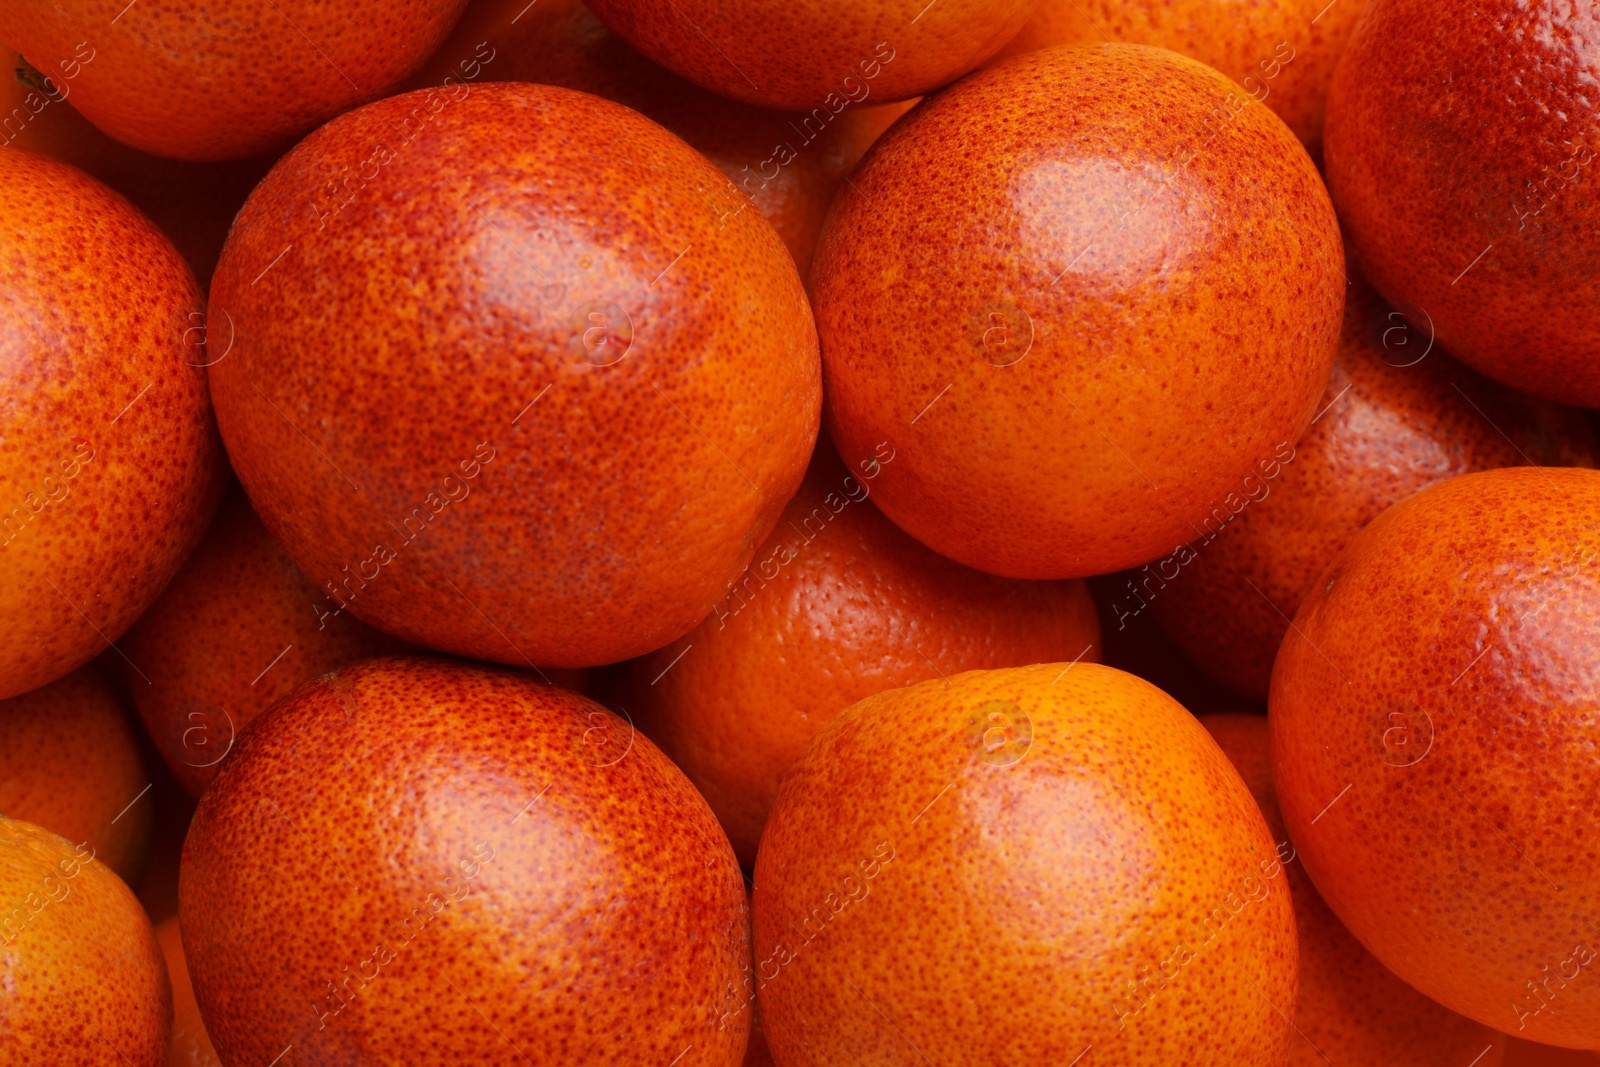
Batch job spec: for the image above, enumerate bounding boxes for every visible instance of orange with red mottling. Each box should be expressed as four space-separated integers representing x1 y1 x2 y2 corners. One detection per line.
753 663 1297 1065
118 486 406 798
0 48 272 279
994 0 1361 155
815 44 1343 580
0 665 150 882
0 149 226 701
0 817 171 1066
404 0 915 279
1324 0 1600 404
0 0 469 161
207 83 819 669
627 446 1100 866
179 655 750 1066
1201 713 1507 1067
583 0 1032 111
1151 275 1597 700
154 918 220 1067
1271 467 1600 1047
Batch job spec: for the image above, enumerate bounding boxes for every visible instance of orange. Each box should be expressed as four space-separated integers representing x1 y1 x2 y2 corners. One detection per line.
583 0 1033 111
0 665 150 882
0 149 227 700
1 46 272 279
1148 274 1596 700
0 0 469 160
1272 467 1600 1047
119 486 405 797
753 663 1298 1064
404 0 914 279
1324 0 1600 405
155 917 221 1067
996 0 1362 154
1202 713 1506 1067
814 44 1343 579
207 83 819 669
628 446 1100 866
1506 1039 1600 1066
0 817 171 1065
180 656 750 1066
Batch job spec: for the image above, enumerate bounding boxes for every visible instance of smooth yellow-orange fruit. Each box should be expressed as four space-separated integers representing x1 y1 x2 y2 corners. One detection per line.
0 817 171 1065
208 83 819 669
1203 713 1506 1067
1273 467 1600 1047
815 44 1343 579
180 656 750 1065
754 664 1298 1064
628 447 1100 865
0 666 150 882
0 148 226 700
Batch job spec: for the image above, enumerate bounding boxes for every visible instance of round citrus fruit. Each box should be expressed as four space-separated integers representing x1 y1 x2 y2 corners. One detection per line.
1148 274 1595 699
754 663 1298 1064
207 83 819 669
0 816 170 1066
1323 0 1600 404
1272 466 1600 1047
1203 713 1507 1067
583 0 1033 111
180 656 751 1065
628 446 1100 864
155 917 221 1067
0 0 470 160
814 44 1343 579
0 149 225 700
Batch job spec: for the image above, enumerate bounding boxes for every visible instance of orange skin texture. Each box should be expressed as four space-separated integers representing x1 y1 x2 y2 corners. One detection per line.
995 0 1362 155
1149 275 1597 700
0 0 469 161
0 665 150 883
0 817 171 1066
1202 713 1507 1067
1324 0 1600 405
1 50 273 279
179 655 749 1066
154 918 220 1067
814 44 1344 580
207 83 820 669
1271 467 1600 1048
627 447 1102 866
405 0 915 280
752 663 1298 1065
118 486 406 799
0 149 226 701
583 0 1033 111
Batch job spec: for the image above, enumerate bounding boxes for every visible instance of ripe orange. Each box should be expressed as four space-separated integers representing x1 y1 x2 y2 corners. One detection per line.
1272 467 1600 1047
1202 713 1506 1067
0 817 171 1065
118 486 405 797
180 656 750 1065
1324 0 1600 404
754 663 1298 1064
0 149 226 699
0 666 151 882
627 446 1100 865
404 0 913 280
814 44 1343 579
583 0 1034 111
0 0 469 160
207 83 819 669
996 0 1362 153
1148 275 1595 699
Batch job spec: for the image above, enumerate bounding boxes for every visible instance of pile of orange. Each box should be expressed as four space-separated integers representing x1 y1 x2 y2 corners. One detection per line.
1 0 1596 1064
